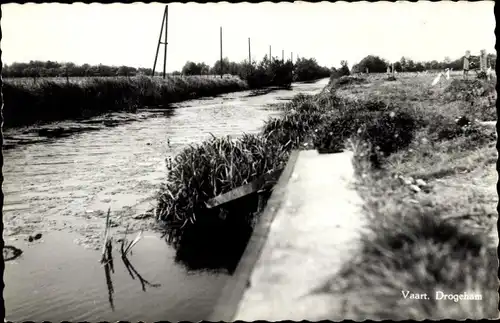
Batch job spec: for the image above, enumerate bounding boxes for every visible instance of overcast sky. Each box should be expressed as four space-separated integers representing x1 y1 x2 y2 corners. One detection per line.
1 1 496 72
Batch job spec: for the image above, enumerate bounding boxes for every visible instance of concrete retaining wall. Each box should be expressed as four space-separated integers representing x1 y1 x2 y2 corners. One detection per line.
209 150 366 321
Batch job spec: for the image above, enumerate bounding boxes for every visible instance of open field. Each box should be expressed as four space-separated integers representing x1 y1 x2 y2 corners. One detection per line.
2 75 248 128
155 71 497 319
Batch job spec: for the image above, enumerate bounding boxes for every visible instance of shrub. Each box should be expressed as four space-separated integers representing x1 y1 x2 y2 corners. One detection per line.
361 109 418 156
293 57 331 82
352 55 389 73
444 79 496 103
329 75 367 89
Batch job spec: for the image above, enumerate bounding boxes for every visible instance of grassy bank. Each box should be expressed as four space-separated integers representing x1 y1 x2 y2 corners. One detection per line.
155 71 497 318
316 73 498 320
2 75 248 128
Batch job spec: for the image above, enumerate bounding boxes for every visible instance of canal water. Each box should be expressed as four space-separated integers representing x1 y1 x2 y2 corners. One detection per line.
3 78 329 322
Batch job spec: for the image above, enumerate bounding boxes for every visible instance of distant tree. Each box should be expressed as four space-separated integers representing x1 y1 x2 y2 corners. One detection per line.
393 61 402 72
429 60 439 70
339 60 350 76
116 65 137 76
414 62 425 72
443 56 452 66
137 67 153 76
199 63 210 75
211 58 234 75
354 55 388 73
399 57 407 71
182 61 202 75
293 57 331 82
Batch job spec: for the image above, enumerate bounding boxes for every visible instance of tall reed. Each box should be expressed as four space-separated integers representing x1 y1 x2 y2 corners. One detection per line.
3 75 248 128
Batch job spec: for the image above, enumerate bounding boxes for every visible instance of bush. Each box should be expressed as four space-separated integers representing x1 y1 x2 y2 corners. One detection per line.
352 55 388 73
293 58 331 82
361 109 418 156
444 79 496 103
329 75 366 89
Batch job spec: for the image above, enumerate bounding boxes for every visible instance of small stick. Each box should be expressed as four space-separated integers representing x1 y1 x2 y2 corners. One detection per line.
100 208 111 263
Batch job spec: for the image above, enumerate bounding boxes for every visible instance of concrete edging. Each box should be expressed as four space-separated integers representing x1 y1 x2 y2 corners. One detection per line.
208 150 300 322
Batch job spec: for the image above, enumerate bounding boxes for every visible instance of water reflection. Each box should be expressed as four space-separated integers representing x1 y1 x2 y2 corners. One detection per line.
165 191 272 275
122 252 162 291
102 237 162 311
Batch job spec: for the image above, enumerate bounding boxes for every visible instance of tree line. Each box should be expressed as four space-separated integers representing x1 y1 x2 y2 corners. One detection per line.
2 56 335 89
180 56 332 82
2 61 155 78
352 53 497 74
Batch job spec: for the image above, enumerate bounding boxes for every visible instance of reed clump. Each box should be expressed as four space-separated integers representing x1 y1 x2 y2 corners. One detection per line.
156 134 289 242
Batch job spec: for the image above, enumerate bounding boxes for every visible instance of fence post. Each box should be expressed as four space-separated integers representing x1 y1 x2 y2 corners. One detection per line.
480 49 487 72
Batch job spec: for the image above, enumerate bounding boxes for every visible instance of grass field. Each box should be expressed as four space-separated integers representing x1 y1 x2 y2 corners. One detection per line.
2 75 248 128
155 71 497 317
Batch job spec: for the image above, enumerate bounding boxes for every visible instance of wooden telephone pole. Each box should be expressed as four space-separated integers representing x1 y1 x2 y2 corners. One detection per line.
220 27 223 78
269 45 272 61
152 5 169 79
248 38 251 64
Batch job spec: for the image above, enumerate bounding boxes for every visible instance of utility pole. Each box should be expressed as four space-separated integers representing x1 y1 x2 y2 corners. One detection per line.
220 27 223 78
152 5 168 78
163 5 168 79
269 45 272 61
248 37 251 64
291 52 293 63
282 49 284 62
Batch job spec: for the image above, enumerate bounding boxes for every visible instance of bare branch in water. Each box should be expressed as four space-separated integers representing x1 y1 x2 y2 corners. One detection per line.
121 253 161 292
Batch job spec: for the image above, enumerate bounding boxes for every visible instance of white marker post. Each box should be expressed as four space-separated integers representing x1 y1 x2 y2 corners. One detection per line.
431 73 442 86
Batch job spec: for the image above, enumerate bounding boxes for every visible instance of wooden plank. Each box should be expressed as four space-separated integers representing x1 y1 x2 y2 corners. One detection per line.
205 168 284 209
